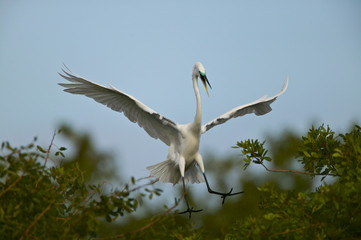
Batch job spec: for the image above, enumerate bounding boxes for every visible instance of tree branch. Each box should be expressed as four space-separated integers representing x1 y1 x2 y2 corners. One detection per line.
20 201 54 240
44 130 57 167
35 130 57 189
258 161 340 177
124 178 159 194
0 172 25 198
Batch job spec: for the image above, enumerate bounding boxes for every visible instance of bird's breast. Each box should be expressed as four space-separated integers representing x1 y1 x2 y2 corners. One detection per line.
179 131 200 164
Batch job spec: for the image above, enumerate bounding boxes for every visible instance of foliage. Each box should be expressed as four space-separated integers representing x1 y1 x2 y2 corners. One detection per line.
229 125 361 239
1 124 360 239
235 139 272 170
0 131 163 239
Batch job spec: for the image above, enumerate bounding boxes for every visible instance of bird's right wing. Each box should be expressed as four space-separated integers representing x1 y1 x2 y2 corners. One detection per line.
201 78 288 134
59 68 181 146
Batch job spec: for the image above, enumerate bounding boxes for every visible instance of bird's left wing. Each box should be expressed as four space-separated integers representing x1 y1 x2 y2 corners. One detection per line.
59 68 181 146
201 78 288 134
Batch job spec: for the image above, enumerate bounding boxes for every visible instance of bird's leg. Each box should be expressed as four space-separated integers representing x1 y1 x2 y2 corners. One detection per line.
203 173 243 205
178 177 202 219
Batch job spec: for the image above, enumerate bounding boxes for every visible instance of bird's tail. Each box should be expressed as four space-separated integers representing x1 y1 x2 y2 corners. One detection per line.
147 160 204 185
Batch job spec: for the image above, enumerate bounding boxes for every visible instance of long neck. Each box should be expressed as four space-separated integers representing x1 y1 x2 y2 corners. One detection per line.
192 75 202 129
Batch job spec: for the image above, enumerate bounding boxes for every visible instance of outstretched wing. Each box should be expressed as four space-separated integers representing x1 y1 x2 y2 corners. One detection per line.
59 67 181 146
201 78 288 134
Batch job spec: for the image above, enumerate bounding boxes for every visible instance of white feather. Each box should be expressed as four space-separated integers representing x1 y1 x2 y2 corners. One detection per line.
59 63 288 186
201 77 288 134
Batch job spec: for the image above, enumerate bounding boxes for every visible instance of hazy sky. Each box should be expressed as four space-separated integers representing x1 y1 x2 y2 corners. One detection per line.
1 1 361 183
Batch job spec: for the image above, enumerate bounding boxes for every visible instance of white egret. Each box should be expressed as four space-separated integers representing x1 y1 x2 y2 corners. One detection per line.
59 62 288 217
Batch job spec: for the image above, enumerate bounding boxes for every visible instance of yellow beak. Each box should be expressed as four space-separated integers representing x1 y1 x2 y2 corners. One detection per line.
202 80 209 96
200 74 211 97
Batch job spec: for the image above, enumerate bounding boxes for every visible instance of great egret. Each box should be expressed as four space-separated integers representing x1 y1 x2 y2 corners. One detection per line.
59 62 288 217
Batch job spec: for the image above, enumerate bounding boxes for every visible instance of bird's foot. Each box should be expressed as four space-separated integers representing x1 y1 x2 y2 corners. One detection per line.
203 173 243 205
178 206 203 219
210 188 244 205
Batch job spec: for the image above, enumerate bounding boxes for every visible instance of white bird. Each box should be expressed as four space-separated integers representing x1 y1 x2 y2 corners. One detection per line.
59 62 288 217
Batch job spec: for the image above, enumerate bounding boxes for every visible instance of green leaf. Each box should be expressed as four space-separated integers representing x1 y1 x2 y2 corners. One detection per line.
37 145 47 153
263 213 280 220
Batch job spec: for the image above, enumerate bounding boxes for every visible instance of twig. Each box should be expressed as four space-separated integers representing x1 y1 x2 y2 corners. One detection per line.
0 172 25 198
44 130 57 167
135 175 153 182
20 201 54 240
259 161 340 177
35 130 57 189
124 179 159 194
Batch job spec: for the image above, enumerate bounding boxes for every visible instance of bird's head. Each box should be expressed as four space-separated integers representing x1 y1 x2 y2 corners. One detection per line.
193 62 212 96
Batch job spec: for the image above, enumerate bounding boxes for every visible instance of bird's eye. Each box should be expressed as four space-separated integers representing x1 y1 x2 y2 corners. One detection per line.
199 71 206 77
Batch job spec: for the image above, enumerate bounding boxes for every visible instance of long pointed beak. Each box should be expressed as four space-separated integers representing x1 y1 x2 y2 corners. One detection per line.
200 74 212 96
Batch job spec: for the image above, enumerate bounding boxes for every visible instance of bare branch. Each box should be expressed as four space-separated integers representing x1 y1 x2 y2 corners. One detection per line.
20 201 54 240
135 175 153 182
0 172 25 198
35 130 58 189
259 161 340 177
124 178 159 194
44 130 57 167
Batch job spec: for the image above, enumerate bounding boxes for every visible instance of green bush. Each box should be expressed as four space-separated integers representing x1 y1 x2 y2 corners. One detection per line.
1 125 360 239
228 125 361 239
0 130 162 239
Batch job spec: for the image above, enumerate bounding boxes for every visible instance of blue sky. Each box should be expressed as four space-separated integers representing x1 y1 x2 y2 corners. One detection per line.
1 1 361 184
